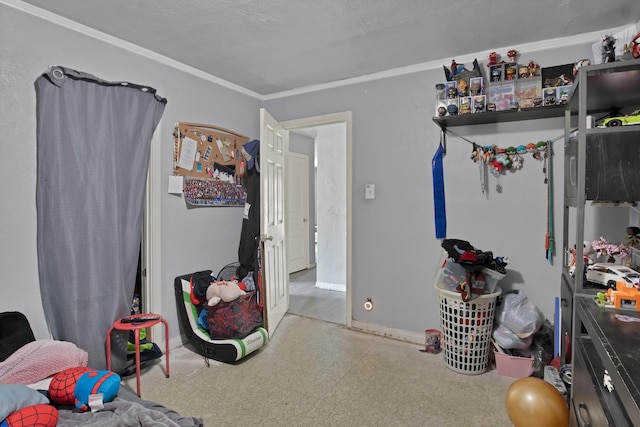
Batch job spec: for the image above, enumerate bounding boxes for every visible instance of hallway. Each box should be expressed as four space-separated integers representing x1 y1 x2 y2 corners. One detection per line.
288 268 345 324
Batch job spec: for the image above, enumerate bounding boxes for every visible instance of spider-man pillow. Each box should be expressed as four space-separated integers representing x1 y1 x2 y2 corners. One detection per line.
1 404 58 427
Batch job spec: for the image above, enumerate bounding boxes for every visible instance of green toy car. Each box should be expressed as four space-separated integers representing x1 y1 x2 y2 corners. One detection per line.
599 109 640 127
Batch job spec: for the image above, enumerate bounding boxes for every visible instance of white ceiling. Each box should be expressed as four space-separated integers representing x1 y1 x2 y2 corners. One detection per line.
11 0 640 96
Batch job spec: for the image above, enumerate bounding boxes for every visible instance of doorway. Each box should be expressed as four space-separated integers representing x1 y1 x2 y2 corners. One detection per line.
281 112 352 326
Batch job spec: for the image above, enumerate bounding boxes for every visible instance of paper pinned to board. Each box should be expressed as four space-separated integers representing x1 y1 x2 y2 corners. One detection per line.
216 138 231 162
178 136 198 170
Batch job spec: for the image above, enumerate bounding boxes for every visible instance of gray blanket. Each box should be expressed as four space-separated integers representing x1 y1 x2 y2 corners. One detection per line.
57 386 203 427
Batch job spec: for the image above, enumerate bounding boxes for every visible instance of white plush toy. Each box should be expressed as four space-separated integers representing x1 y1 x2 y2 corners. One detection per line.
206 280 246 306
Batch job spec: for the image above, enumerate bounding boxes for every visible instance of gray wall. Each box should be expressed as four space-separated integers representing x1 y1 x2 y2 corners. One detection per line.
0 5 261 339
1 3 636 343
263 41 635 333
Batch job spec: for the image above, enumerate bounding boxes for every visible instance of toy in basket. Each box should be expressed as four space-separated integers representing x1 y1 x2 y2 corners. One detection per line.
435 257 504 298
434 239 509 374
435 238 509 302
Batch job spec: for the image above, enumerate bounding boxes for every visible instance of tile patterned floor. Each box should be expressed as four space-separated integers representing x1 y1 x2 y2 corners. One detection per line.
129 314 518 426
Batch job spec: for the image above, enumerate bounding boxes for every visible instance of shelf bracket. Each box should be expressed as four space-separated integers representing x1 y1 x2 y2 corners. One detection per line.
433 117 447 133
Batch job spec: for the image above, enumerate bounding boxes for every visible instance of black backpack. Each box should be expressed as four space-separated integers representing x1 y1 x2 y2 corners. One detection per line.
0 311 36 362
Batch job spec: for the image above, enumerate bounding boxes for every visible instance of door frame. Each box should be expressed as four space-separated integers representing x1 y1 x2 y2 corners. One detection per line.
280 112 352 328
141 125 163 346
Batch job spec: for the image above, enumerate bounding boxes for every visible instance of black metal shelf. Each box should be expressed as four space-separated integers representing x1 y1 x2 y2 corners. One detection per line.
567 58 640 114
574 297 640 426
432 105 565 129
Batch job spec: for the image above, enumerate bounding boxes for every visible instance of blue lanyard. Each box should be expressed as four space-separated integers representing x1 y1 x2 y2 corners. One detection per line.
432 134 446 239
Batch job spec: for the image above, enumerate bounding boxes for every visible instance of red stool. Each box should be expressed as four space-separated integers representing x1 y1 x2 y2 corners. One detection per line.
106 313 170 397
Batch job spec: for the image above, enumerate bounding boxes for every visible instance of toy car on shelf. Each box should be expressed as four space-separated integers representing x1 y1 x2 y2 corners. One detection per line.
598 109 640 127
586 262 640 289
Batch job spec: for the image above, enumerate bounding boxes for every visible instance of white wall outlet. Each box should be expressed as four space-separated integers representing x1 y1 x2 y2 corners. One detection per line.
365 184 375 199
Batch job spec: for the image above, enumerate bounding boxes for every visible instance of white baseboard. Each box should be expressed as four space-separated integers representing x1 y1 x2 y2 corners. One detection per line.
351 320 424 346
169 335 186 350
168 321 425 352
316 282 346 292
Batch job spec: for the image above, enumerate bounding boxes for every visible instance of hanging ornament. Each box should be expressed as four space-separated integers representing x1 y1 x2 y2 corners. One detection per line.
479 161 487 195
444 127 562 200
511 154 524 170
503 155 513 169
534 141 547 160
470 143 479 162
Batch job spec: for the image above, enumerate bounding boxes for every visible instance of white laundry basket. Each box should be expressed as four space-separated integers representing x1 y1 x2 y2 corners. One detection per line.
436 285 502 375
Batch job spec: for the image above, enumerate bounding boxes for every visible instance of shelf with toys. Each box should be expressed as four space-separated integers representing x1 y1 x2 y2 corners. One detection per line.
560 57 640 391
432 50 576 129
562 58 640 298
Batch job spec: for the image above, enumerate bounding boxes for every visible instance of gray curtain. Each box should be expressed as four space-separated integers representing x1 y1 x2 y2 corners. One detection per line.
35 66 166 370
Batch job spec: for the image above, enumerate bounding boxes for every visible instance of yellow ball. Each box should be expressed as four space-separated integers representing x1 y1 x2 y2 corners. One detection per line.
505 377 569 427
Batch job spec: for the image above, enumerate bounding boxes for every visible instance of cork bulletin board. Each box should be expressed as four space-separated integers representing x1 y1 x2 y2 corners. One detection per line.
173 122 250 206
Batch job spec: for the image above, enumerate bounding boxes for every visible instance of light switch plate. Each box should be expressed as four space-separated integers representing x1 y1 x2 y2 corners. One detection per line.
365 184 375 199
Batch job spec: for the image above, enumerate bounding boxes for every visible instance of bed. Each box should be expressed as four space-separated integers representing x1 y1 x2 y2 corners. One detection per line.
0 311 203 427
55 386 202 427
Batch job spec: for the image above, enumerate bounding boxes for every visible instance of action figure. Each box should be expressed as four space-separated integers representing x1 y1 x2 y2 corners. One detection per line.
602 35 616 63
487 52 499 67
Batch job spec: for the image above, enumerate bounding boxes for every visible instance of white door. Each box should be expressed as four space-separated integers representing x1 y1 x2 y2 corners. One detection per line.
286 152 310 273
260 108 289 335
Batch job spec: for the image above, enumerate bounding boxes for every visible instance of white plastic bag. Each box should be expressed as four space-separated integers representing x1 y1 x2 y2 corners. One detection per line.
494 290 544 339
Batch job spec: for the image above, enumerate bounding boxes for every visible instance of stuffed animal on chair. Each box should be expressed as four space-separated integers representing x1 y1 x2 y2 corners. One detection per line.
206 281 246 306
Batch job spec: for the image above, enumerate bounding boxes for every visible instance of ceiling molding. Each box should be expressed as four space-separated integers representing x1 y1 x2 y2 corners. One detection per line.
264 24 635 100
2 0 264 99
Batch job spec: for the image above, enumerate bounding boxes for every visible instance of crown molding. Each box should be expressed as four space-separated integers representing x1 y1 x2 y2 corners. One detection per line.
1 0 264 99
265 24 636 99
